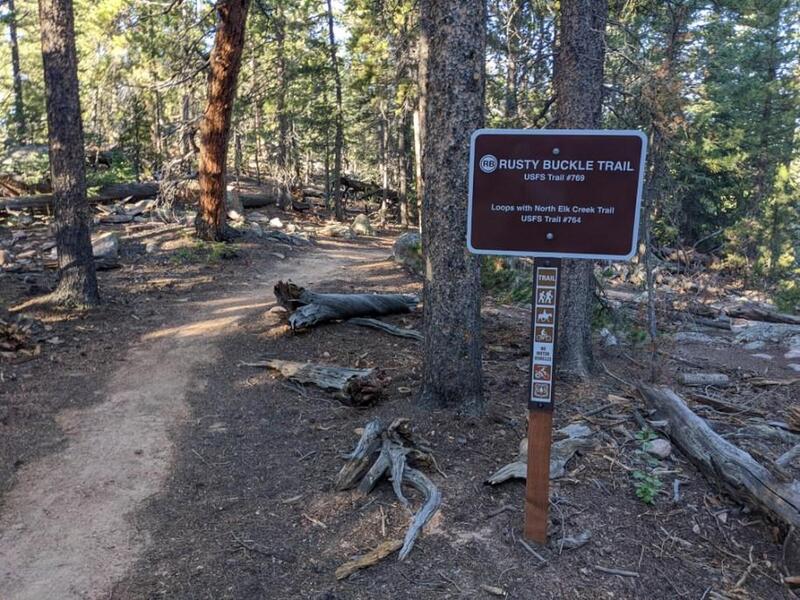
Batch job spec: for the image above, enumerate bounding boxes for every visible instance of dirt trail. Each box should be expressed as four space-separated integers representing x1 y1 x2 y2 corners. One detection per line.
0 241 388 600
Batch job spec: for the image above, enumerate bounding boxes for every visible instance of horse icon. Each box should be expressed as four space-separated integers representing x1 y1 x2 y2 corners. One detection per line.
537 309 553 323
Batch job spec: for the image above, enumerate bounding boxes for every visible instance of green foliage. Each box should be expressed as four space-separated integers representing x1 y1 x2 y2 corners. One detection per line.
480 257 531 304
632 428 664 504
172 240 239 264
632 470 663 505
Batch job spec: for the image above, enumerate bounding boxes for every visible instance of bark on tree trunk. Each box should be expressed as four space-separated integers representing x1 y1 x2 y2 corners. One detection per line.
8 0 27 143
326 0 344 221
196 0 251 241
275 4 291 208
37 0 99 306
398 110 410 228
553 0 608 378
418 0 485 415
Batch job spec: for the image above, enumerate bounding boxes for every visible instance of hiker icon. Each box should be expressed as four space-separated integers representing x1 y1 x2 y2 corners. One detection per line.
537 289 554 305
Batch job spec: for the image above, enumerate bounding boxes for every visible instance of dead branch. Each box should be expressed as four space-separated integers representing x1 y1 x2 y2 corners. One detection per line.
348 317 423 341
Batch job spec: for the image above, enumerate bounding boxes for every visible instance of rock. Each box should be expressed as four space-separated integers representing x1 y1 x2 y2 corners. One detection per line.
285 223 298 233
247 211 269 223
0 249 12 267
269 217 284 229
600 327 618 347
785 347 800 360
227 209 245 222
268 306 288 314
351 213 374 236
556 423 592 440
250 222 264 238
743 340 766 350
91 232 120 260
790 364 800 373
320 223 355 239
734 321 800 344
145 241 159 254
751 353 773 360
556 530 592 550
673 331 713 344
392 231 422 275
645 438 672 459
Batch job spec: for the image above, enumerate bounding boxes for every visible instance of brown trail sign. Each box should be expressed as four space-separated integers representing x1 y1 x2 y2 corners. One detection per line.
467 129 647 545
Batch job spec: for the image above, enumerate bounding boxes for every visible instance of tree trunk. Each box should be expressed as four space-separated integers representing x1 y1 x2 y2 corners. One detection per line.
37 0 99 305
418 0 485 415
412 107 424 232
8 0 27 143
553 0 608 378
326 0 344 221
196 0 251 241
398 110 410 228
275 3 291 208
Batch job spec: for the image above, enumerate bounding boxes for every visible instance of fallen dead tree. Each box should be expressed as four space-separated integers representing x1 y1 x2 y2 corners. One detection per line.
241 359 384 406
274 281 418 330
1 182 160 211
335 417 441 560
638 384 800 529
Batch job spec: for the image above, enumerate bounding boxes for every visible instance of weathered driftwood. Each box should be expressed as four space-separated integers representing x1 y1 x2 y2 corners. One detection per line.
678 372 731 387
274 281 418 330
335 539 403 580
777 444 800 469
335 418 441 560
242 359 383 407
639 384 800 529
486 425 594 485
336 419 386 490
348 317 423 341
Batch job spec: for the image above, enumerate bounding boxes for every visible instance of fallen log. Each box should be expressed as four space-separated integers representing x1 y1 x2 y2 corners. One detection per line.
335 418 441 560
638 384 800 529
678 373 731 387
725 304 800 326
274 281 418 330
1 182 160 211
242 359 384 407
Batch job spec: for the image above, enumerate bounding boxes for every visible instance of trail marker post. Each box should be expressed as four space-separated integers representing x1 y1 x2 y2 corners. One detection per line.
467 129 647 545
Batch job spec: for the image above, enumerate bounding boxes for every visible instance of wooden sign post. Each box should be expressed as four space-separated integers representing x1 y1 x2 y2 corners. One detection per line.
467 129 647 545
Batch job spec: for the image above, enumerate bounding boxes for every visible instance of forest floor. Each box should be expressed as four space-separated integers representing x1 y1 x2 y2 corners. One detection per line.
1 204 800 599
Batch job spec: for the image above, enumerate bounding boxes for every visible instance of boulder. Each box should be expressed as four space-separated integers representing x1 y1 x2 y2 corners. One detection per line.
320 223 355 239
673 331 713 344
392 231 422 276
269 217 284 229
351 213 374 236
91 232 120 260
646 438 672 459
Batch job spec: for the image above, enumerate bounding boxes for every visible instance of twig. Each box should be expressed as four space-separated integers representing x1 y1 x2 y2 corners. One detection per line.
485 505 517 519
594 565 640 578
519 539 547 564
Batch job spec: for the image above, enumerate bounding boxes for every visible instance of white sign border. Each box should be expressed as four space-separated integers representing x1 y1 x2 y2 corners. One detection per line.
466 128 648 261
